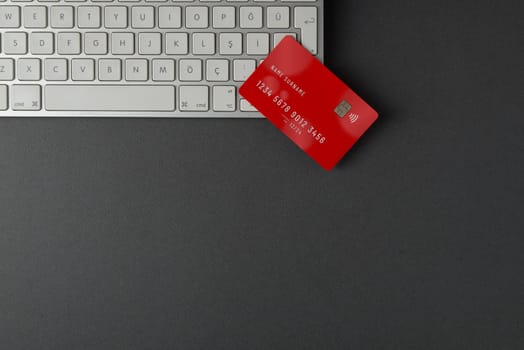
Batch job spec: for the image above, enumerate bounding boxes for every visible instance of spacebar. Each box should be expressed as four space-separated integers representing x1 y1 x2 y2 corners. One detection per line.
45 85 175 111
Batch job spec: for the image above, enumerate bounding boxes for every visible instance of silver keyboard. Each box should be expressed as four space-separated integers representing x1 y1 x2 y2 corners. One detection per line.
0 0 323 117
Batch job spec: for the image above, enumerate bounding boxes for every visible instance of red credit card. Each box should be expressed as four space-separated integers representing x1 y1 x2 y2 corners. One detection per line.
240 37 378 170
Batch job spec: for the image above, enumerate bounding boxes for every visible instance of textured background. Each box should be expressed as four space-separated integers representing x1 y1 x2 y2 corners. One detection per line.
1 1 523 349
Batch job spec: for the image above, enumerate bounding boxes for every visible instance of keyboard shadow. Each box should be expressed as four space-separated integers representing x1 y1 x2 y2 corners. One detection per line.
323 1 394 171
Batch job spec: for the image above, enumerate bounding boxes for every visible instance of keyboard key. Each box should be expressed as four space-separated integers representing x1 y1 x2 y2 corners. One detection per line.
57 32 80 54
84 32 107 54
179 59 202 81
192 32 215 55
213 6 235 29
267 7 290 29
152 59 175 81
125 59 148 81
105 6 127 28
50 6 74 28
139 32 161 55
98 59 121 81
111 32 134 54
273 32 297 49
0 85 7 111
30 32 54 54
158 6 181 28
213 86 236 112
3 32 27 54
131 6 154 29
0 59 15 81
165 33 188 55
179 85 209 112
247 33 269 55
219 33 242 55
0 6 21 28
78 6 101 28
23 6 47 28
11 84 41 110
240 98 257 112
185 7 208 29
72 58 95 80
294 6 318 54
17 58 41 81
206 59 229 82
240 6 262 29
45 85 175 111
44 58 68 81
233 59 256 81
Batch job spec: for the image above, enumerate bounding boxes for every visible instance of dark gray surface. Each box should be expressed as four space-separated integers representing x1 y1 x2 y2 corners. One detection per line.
1 1 523 349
